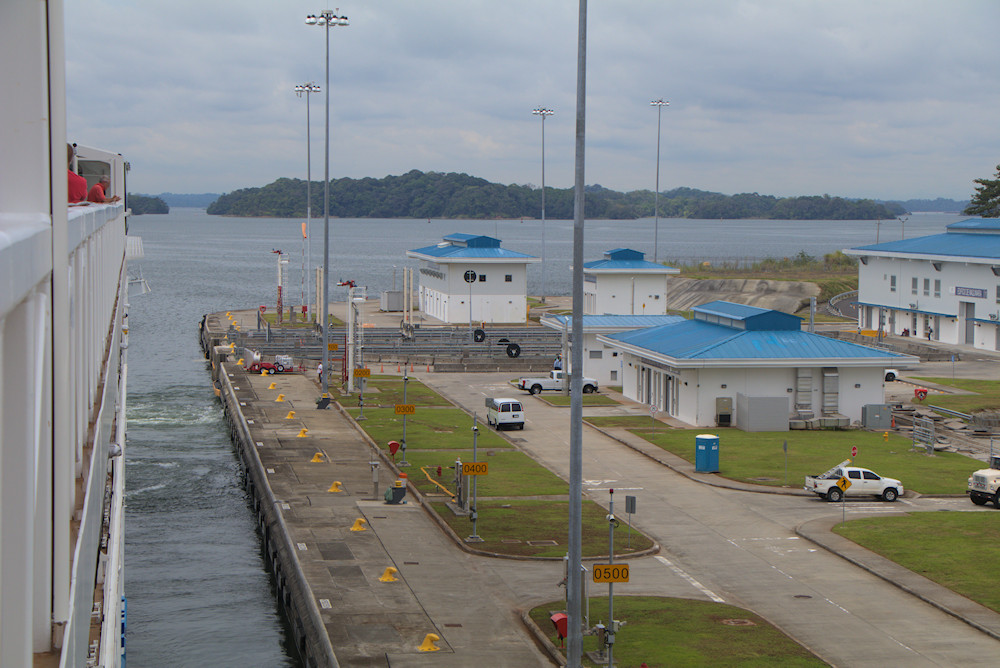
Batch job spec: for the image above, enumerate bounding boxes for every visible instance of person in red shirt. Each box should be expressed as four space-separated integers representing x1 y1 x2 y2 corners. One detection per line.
67 143 88 203
87 176 120 204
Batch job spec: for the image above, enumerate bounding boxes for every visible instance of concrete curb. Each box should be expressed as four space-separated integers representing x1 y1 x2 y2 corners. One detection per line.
796 515 1000 642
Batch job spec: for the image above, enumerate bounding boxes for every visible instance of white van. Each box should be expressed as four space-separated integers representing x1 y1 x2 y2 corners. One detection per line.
485 397 525 430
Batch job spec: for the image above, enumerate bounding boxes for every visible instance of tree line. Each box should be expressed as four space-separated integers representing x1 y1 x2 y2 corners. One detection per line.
127 194 169 214
205 170 906 220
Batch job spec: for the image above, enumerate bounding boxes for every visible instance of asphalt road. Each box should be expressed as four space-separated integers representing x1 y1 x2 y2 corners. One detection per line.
419 371 1000 667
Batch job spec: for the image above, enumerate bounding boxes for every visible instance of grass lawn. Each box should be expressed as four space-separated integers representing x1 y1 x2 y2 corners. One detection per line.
353 376 452 407
912 377 1000 414
835 513 1000 613
529 596 824 667
583 419 975 494
541 394 621 407
346 407 511 450
429 500 654 558
398 449 568 498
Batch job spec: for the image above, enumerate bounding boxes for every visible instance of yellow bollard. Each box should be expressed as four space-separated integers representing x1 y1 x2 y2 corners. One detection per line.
285 411 295 419
267 382 276 390
260 370 268 376
310 452 324 462
237 358 245 366
327 481 343 493
296 428 309 438
350 518 367 532
417 634 441 652
226 312 231 318
378 567 398 582
275 394 285 402
883 431 889 442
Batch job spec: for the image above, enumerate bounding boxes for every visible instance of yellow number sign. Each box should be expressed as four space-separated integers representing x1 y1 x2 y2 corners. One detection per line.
592 564 630 583
353 368 371 378
394 404 415 415
461 462 488 476
327 343 339 351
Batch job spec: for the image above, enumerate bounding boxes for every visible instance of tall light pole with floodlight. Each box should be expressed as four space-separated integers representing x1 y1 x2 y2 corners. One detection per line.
651 99 669 264
295 82 320 317
533 107 554 303
305 9 348 396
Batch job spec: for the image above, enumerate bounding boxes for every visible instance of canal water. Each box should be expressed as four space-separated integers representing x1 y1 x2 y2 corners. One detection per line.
123 209 962 664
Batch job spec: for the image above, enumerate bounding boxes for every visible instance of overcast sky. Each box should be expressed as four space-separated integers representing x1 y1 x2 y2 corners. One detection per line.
66 1 1000 201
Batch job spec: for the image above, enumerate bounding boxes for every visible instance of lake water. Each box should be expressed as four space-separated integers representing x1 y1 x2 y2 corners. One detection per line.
123 209 962 664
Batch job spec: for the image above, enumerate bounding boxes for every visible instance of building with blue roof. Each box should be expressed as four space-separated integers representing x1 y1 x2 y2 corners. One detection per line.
583 248 679 315
844 218 1000 351
406 233 538 324
598 301 916 430
539 313 685 386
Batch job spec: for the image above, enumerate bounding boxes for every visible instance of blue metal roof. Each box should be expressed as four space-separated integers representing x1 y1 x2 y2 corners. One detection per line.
850 220 1000 260
408 233 536 260
693 301 801 331
606 320 909 361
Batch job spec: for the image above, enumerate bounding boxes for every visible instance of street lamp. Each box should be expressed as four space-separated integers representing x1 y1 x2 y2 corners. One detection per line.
295 82 320 317
305 9 349 396
650 98 669 264
533 106 554 304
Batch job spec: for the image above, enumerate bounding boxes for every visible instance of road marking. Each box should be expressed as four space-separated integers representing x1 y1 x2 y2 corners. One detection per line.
655 555 724 602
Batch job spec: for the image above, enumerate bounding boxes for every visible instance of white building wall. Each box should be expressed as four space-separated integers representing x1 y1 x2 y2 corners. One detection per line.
590 274 670 315
580 333 626 386
439 261 529 324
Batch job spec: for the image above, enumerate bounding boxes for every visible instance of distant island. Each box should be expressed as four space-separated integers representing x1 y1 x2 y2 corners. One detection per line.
201 170 964 220
127 194 169 215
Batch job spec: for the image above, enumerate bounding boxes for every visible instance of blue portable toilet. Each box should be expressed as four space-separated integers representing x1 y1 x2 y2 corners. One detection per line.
695 434 719 472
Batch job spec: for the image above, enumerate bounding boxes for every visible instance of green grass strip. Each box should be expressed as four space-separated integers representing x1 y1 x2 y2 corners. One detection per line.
529 596 825 667
398 450 568 498
346 407 512 450
835 512 1000 613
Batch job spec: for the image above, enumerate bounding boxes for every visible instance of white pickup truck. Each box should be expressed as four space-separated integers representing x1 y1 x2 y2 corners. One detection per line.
967 455 1000 508
804 459 904 502
516 370 599 395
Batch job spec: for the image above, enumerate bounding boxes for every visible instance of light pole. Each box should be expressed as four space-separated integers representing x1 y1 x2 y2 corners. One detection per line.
533 107 554 304
650 99 669 264
306 9 348 396
295 82 320 319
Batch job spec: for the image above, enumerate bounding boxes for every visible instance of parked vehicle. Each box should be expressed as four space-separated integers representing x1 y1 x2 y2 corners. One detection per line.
246 361 278 374
967 455 1000 508
516 370 598 395
884 368 899 382
485 397 525 430
804 459 904 502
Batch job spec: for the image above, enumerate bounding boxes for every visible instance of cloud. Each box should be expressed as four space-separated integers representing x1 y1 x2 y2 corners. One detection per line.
65 0 1000 201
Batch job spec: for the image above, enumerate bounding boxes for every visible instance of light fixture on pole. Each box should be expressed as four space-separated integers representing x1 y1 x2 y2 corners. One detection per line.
295 82 320 318
650 98 669 264
305 8 348 396
533 106 554 304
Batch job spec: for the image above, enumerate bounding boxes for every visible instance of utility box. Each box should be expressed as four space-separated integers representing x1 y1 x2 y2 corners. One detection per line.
695 434 720 473
862 403 893 430
716 397 733 427
380 290 404 312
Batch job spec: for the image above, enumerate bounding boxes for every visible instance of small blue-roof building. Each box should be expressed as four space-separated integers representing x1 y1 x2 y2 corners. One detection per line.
844 218 1000 350
583 248 679 315
406 233 539 324
598 301 917 430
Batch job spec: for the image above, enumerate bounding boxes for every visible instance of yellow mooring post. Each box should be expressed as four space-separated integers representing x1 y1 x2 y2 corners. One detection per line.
275 394 285 402
350 518 367 532
417 634 441 652
267 382 276 390
310 452 324 462
327 481 342 493
285 411 295 419
296 429 309 438
378 567 398 582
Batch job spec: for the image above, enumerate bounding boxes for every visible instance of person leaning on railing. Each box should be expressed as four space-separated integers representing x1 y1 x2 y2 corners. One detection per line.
67 143 88 204
87 175 121 204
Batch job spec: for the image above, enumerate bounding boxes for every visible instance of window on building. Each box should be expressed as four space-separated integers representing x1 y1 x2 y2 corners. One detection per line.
934 279 940 298
923 278 929 296
997 285 1000 304
911 277 918 295
589 350 603 359
478 274 486 282
890 275 896 292
505 274 512 282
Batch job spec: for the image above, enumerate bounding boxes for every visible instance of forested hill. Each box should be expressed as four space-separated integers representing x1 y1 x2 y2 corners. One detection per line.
206 170 907 220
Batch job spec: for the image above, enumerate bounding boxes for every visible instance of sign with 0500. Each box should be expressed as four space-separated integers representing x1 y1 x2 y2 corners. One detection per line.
592 564 629 583
461 461 488 476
